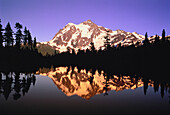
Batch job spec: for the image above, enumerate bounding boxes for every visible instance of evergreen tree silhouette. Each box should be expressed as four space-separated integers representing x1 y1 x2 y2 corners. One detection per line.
27 30 32 49
66 46 71 53
0 19 4 48
86 48 90 55
4 22 13 47
143 32 149 46
98 47 102 53
15 22 23 48
116 42 121 49
162 29 166 41
104 30 111 50
154 34 160 45
23 27 28 46
33 37 37 49
90 42 96 52
72 49 76 55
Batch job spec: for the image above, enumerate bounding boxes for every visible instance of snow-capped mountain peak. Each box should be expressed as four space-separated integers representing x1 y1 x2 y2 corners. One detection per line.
41 20 145 53
82 19 94 24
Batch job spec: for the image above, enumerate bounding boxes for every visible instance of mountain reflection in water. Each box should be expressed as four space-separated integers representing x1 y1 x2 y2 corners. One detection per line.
36 66 170 100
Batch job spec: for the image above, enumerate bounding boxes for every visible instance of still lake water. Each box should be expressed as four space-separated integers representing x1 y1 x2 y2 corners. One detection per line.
0 66 170 115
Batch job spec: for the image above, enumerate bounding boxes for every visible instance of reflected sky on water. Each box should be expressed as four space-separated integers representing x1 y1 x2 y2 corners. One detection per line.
0 66 170 115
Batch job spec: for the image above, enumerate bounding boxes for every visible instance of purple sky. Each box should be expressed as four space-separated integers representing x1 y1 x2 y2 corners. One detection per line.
0 0 170 42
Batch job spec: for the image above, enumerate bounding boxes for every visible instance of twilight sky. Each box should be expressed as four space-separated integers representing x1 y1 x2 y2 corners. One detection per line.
0 0 170 42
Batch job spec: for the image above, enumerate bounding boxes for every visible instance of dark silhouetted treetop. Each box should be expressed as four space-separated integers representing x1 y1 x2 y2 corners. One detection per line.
72 49 76 55
27 30 32 48
143 32 150 46
15 22 22 30
66 46 71 54
33 37 37 49
0 19 4 48
15 22 23 48
104 30 111 50
116 42 121 49
154 34 160 45
23 27 28 46
4 22 14 47
90 42 96 52
162 29 166 41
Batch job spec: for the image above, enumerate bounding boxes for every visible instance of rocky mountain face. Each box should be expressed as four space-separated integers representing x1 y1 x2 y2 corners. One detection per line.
36 66 154 100
41 20 145 53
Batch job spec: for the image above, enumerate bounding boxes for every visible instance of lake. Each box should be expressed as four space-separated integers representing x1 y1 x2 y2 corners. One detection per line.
0 66 170 115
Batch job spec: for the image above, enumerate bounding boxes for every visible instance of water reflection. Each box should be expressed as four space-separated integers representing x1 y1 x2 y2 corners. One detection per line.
36 66 170 100
0 72 36 100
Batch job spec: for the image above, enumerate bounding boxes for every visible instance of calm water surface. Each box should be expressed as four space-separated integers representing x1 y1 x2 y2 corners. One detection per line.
0 67 170 115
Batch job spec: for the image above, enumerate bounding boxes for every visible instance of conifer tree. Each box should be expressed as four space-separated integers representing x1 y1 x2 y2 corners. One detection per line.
15 22 23 48
86 48 90 54
4 22 13 47
154 34 160 44
90 42 96 52
117 42 121 49
23 27 28 46
27 30 32 49
162 29 166 41
66 47 71 53
104 30 111 50
33 37 37 49
0 19 4 48
98 47 102 53
143 32 149 46
72 49 76 55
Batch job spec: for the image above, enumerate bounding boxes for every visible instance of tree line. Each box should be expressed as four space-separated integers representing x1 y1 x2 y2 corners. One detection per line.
0 19 36 49
0 19 170 79
48 29 170 78
0 20 44 72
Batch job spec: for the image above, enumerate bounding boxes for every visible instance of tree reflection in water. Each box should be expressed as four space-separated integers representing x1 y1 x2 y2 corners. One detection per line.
0 72 36 100
37 66 170 101
1 66 169 102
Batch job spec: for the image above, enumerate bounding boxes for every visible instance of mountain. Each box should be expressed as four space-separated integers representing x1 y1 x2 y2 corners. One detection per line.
41 20 145 53
36 43 58 56
36 66 154 100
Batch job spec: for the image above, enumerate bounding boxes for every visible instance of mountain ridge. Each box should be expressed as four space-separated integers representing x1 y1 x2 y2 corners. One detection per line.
39 20 166 53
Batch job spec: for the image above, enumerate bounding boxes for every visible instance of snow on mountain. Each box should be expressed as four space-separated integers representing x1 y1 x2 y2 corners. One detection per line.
41 20 145 53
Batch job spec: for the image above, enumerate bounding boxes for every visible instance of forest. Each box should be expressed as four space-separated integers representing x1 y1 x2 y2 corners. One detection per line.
0 20 170 81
